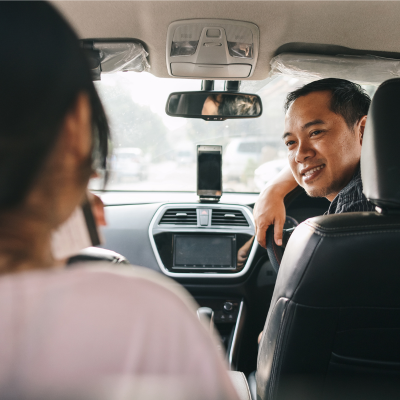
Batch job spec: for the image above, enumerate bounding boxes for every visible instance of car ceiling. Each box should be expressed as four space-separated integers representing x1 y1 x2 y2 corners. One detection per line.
53 1 400 80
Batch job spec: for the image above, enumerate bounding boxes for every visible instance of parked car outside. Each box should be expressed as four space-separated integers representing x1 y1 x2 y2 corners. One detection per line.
176 149 195 165
254 158 289 191
223 137 283 184
109 147 148 182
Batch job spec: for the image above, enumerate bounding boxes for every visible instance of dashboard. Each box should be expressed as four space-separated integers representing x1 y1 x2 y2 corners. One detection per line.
98 190 330 373
99 190 328 276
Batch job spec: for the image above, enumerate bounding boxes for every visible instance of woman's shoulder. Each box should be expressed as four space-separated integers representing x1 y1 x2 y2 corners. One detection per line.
0 263 197 314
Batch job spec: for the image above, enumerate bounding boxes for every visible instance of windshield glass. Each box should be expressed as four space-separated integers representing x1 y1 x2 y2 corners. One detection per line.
92 73 375 193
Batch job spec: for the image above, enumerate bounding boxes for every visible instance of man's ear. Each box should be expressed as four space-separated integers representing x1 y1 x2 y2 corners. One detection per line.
60 93 92 163
358 115 367 145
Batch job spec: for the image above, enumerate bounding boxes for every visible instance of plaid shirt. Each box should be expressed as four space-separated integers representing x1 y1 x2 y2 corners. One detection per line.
325 166 375 215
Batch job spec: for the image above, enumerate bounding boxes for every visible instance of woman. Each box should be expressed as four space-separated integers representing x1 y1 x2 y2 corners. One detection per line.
0 3 240 399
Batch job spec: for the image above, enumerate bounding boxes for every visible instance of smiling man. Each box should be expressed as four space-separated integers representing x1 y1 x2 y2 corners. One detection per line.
254 78 375 248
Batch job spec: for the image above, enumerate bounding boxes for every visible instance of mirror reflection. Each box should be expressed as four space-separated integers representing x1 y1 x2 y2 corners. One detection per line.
237 236 254 269
166 92 262 119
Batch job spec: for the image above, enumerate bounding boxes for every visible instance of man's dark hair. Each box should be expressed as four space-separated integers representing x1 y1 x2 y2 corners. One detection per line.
0 2 109 208
284 78 371 128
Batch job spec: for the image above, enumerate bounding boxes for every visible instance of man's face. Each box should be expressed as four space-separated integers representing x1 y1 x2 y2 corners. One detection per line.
283 90 363 201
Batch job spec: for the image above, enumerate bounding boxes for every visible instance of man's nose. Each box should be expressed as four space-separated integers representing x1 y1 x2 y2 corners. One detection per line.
295 140 315 163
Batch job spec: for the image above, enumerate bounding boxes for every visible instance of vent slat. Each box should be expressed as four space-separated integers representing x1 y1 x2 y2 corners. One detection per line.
161 217 197 220
211 209 249 227
212 217 246 220
159 208 198 225
213 220 247 222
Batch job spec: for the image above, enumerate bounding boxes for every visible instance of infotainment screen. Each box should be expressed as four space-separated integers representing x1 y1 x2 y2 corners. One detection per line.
173 234 236 269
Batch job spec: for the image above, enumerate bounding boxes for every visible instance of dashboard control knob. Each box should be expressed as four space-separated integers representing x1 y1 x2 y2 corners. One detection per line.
223 302 233 312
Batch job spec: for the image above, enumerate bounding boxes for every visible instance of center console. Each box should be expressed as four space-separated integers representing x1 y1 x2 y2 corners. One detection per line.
196 297 245 370
149 203 256 278
149 203 255 367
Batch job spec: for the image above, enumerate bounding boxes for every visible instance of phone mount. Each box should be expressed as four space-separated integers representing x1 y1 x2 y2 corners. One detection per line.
198 195 221 203
197 145 223 203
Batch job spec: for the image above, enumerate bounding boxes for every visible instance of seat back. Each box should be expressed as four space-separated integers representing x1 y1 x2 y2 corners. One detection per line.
257 213 400 400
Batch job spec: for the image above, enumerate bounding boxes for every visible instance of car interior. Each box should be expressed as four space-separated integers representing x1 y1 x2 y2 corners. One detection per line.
52 2 400 399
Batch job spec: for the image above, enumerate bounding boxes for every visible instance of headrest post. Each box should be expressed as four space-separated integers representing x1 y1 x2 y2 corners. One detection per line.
375 206 400 215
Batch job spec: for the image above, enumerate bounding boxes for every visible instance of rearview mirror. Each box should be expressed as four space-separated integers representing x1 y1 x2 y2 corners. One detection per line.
166 91 262 121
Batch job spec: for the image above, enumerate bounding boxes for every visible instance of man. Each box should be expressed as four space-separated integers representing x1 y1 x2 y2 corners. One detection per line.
254 78 375 249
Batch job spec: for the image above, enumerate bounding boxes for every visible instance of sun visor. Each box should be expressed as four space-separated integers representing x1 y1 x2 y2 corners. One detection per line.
81 40 150 80
269 53 400 86
166 19 259 79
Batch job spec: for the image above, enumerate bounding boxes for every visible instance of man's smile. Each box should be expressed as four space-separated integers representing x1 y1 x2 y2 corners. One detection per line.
300 164 326 183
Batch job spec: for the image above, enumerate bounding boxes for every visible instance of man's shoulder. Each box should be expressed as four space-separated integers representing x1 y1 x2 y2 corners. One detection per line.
337 197 376 213
328 167 374 214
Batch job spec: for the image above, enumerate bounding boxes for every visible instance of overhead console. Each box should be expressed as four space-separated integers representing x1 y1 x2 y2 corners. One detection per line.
149 204 256 278
166 19 259 79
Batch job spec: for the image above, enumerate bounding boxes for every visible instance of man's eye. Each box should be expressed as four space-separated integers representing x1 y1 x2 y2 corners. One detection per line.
285 141 295 147
310 130 323 136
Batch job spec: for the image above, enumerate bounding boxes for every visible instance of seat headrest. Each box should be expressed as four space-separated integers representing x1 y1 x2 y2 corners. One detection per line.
362 78 400 210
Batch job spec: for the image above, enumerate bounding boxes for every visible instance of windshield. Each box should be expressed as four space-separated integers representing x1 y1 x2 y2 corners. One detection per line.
92 73 375 193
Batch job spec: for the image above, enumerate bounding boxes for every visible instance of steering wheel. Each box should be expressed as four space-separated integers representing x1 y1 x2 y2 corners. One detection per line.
266 187 303 273
67 247 129 266
266 217 298 273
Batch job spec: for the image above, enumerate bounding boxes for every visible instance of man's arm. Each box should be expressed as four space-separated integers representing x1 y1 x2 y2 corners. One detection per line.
253 165 298 248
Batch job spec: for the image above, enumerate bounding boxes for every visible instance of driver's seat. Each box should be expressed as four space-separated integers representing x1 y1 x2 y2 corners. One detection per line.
256 78 400 400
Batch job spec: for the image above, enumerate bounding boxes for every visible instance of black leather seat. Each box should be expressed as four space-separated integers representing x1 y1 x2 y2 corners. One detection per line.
256 78 400 400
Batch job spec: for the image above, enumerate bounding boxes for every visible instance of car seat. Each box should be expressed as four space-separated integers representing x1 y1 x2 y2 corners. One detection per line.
256 78 400 400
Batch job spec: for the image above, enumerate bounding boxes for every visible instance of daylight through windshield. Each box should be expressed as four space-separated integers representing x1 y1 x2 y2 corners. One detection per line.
92 73 375 193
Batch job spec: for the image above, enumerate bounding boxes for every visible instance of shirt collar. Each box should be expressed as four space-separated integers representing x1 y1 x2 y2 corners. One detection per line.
337 166 362 197
326 165 361 214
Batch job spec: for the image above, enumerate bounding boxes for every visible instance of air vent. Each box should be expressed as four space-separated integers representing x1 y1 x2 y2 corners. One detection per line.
159 209 197 225
211 209 248 226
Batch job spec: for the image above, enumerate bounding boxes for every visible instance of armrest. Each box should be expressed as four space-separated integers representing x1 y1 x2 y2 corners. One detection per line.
227 371 251 400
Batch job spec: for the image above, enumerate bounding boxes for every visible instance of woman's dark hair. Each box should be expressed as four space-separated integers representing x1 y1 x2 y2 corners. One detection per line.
0 2 109 208
215 94 261 116
284 78 371 128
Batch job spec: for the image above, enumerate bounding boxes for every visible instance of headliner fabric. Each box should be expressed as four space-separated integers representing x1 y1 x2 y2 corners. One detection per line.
0 264 239 400
53 1 400 80
269 53 400 85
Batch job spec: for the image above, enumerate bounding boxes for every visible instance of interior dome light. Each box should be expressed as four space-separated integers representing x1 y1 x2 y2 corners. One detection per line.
171 41 199 57
228 42 253 59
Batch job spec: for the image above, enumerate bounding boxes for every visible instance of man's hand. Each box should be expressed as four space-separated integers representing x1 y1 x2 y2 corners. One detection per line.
254 186 286 248
253 165 298 248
